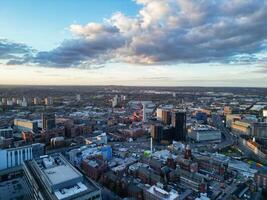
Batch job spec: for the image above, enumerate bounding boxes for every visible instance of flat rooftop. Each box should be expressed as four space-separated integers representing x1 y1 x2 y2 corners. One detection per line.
146 185 179 200
191 124 218 131
0 177 28 200
25 153 101 200
43 164 81 186
35 155 83 189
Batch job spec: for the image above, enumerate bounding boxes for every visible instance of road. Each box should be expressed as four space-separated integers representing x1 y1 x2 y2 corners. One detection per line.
211 114 235 151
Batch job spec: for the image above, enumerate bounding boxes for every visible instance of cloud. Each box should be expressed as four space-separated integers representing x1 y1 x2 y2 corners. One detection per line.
0 39 33 62
3 0 267 68
253 64 267 73
27 23 126 68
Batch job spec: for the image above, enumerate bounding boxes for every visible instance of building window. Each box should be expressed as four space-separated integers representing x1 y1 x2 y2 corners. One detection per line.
22 149 25 160
15 151 18 166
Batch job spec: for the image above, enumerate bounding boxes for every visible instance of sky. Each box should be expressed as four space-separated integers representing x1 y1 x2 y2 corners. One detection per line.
0 0 266 87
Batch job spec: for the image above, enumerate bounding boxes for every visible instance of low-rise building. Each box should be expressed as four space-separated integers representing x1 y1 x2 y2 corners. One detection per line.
14 119 38 133
144 185 179 200
254 170 267 190
231 120 252 136
0 127 13 138
176 167 206 193
188 125 221 143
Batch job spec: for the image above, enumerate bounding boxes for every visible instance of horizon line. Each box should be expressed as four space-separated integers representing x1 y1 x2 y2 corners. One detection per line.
0 84 266 89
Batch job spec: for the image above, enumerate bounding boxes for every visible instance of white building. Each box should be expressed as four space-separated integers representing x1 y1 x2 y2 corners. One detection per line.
7 100 13 106
144 185 179 200
188 125 221 142
21 100 28 107
112 95 118 108
33 97 40 105
85 132 107 145
76 94 81 102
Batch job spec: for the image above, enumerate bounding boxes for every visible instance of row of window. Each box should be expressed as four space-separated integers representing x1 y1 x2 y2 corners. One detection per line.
6 148 32 167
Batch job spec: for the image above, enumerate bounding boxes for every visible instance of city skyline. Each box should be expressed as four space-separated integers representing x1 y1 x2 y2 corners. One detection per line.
0 0 267 87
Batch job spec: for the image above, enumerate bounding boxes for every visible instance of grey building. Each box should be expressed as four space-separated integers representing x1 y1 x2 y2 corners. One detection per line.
42 113 56 130
23 153 102 200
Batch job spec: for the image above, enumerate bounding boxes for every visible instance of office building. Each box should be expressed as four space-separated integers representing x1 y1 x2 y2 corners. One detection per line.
112 95 118 108
172 111 186 141
101 145 112 161
23 153 102 200
33 97 41 105
151 124 163 143
0 127 13 138
41 126 65 144
45 97 53 105
7 99 13 106
161 109 172 125
76 94 81 102
42 113 56 130
14 118 38 133
252 122 267 138
142 102 147 122
231 120 252 136
0 143 45 171
254 171 267 190
156 106 173 125
1 97 7 105
21 100 28 107
188 125 221 143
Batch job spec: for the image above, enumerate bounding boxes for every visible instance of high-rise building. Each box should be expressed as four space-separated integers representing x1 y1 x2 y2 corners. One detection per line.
76 94 81 102
21 99 28 107
42 113 56 130
161 109 172 125
172 111 187 141
252 122 267 138
142 102 147 122
156 105 173 124
151 124 163 143
1 97 7 105
45 97 53 105
33 97 40 105
112 95 118 108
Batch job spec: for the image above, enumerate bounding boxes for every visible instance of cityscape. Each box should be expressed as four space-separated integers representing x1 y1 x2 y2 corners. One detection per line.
1 1 267 200
0 86 267 200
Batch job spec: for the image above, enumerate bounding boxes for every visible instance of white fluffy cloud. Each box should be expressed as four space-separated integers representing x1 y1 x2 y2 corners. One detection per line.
5 0 267 67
